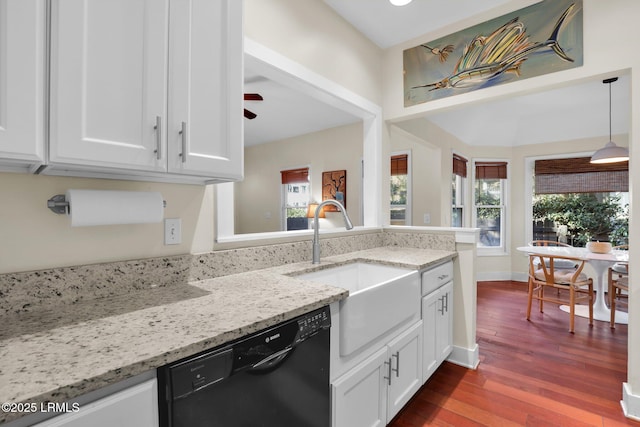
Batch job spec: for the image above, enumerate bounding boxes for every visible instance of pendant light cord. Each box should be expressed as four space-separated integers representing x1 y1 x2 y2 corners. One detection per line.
609 80 612 141
603 76 618 141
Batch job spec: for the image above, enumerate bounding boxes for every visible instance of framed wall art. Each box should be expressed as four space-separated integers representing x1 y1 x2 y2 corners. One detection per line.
322 170 346 211
403 0 583 106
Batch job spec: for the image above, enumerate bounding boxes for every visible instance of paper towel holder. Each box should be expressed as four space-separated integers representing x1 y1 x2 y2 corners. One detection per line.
47 194 167 215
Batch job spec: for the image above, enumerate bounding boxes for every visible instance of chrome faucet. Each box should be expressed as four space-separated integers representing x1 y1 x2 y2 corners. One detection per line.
312 200 353 264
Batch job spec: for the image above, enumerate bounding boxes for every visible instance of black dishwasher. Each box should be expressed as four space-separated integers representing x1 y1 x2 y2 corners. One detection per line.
157 306 331 427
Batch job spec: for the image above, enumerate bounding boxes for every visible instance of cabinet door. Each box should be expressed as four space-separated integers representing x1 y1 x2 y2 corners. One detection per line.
387 320 422 421
436 281 453 365
49 0 168 172
422 282 454 383
422 289 440 383
332 347 388 427
0 0 45 170
34 379 158 427
167 0 243 180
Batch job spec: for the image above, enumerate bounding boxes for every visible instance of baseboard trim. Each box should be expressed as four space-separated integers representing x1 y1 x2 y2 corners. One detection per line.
622 383 640 421
476 271 529 282
447 344 479 370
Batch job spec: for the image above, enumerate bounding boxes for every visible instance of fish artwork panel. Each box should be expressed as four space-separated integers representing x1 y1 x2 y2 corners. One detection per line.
404 0 583 106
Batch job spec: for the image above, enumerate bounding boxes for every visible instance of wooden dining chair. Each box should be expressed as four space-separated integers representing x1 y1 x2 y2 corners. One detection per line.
526 253 593 333
528 241 578 296
608 245 629 329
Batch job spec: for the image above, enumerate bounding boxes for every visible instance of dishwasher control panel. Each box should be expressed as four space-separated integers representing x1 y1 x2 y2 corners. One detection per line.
297 306 331 341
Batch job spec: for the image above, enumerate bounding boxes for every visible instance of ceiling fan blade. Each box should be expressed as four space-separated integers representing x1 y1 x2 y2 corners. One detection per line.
244 93 263 101
244 108 257 120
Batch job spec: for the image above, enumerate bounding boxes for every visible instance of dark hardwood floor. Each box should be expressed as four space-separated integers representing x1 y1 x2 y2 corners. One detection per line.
389 280 638 427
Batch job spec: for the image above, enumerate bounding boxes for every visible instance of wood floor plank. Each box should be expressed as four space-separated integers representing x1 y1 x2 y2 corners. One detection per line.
475 363 624 414
388 281 640 427
415 388 522 427
482 378 603 425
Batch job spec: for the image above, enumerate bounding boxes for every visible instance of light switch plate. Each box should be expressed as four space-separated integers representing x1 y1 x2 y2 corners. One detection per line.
164 218 182 245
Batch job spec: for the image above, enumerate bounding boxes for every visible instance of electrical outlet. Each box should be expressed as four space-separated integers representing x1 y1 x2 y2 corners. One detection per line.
164 218 182 245
423 213 431 224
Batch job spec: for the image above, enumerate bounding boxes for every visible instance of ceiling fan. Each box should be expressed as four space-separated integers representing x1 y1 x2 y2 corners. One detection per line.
244 93 263 119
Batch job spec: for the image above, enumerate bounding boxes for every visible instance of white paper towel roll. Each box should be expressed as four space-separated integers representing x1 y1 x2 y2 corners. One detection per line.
66 189 164 227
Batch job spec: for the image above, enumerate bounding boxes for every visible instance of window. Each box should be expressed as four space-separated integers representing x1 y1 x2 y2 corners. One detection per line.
281 168 310 231
532 156 629 246
390 153 411 225
473 161 508 251
452 153 467 227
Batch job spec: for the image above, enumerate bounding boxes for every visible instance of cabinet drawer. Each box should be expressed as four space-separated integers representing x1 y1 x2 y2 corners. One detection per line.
421 261 453 296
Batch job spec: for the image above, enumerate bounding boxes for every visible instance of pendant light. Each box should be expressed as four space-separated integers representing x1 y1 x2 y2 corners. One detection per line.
590 77 629 164
389 0 412 6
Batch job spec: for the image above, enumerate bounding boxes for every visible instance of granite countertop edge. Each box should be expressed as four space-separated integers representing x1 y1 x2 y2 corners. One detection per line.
0 247 455 424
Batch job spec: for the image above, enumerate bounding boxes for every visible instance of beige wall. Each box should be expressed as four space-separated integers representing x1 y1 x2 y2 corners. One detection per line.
393 121 630 280
0 173 214 273
389 125 442 226
236 123 363 234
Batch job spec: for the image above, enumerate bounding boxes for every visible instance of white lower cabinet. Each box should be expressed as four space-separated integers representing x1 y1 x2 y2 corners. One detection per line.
387 321 423 419
332 321 423 427
332 346 388 427
33 379 158 427
422 281 453 383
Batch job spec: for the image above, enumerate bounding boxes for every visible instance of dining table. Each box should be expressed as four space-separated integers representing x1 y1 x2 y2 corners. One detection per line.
517 245 629 324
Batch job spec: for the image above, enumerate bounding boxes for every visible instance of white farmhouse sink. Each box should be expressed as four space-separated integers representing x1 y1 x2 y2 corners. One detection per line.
297 262 420 356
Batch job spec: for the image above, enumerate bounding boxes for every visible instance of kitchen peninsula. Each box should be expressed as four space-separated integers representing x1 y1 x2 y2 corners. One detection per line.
0 229 475 425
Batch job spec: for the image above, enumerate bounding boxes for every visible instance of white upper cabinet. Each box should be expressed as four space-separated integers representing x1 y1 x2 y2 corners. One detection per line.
47 0 243 183
49 0 168 173
167 0 243 179
0 0 46 172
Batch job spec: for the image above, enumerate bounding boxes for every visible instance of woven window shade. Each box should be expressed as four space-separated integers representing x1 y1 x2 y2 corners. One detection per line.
391 154 408 176
281 168 309 184
475 161 507 179
534 157 628 194
453 154 468 177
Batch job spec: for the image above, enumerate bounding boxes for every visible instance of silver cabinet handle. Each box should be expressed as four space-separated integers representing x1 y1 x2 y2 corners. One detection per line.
179 121 187 163
154 116 162 160
444 293 449 313
384 359 392 385
392 352 400 377
438 296 445 315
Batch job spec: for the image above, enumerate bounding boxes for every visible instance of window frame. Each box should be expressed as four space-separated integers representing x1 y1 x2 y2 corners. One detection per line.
472 159 509 255
452 173 466 227
280 166 311 231
526 153 629 246
451 152 468 227
390 150 412 226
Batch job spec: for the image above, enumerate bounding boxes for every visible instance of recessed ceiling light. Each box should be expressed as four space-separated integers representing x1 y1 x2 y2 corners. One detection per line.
389 0 412 6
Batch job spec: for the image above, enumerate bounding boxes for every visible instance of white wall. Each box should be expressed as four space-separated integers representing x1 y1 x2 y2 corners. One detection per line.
383 0 640 417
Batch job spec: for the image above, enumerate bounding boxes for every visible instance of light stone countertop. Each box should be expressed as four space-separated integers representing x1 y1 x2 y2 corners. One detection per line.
0 246 455 424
